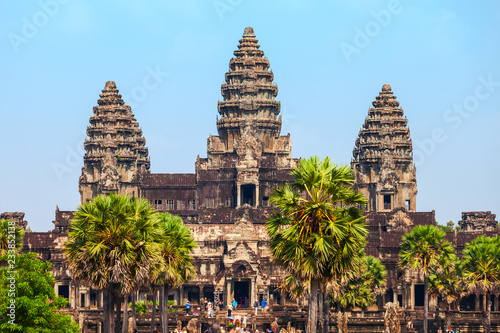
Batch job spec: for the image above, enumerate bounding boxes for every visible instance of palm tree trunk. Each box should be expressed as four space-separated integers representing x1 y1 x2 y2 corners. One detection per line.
159 287 164 330
122 296 129 333
162 285 169 333
487 293 492 333
104 285 115 333
424 274 429 333
132 293 137 333
445 305 451 330
323 285 329 333
115 296 122 333
151 290 157 333
318 288 323 333
308 278 319 333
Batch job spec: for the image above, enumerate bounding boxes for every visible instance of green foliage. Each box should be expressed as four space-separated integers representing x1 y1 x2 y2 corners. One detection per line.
267 156 368 333
133 301 147 315
0 220 25 256
399 225 455 333
429 255 466 307
168 300 175 312
438 225 453 233
460 236 500 294
267 156 368 281
399 225 454 275
153 212 196 288
331 255 387 311
64 193 165 295
0 253 80 332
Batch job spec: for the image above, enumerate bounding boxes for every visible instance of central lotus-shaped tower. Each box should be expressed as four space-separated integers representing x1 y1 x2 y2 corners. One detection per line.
196 27 296 208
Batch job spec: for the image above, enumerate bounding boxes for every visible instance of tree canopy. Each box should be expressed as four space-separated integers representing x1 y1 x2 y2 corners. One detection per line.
0 252 80 333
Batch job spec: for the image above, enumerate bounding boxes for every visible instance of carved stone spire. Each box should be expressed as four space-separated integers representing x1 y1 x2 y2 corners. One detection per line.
351 84 417 212
215 27 283 153
203 27 293 171
79 81 150 203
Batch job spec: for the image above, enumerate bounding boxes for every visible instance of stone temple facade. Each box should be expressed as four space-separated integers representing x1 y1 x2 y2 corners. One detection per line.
7 27 500 332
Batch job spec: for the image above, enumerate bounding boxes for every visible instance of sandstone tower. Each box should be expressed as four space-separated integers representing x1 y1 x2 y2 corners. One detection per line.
78 81 150 203
196 27 296 209
351 84 417 212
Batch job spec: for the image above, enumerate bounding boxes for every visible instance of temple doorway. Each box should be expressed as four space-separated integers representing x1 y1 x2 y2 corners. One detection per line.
234 281 250 307
241 184 255 206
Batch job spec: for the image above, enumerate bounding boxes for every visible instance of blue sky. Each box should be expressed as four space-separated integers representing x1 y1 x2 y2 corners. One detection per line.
1 0 499 231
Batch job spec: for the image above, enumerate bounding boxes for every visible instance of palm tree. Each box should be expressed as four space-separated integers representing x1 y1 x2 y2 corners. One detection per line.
460 236 500 333
152 212 196 333
0 219 25 255
267 156 368 333
429 255 466 329
329 255 386 332
399 225 454 333
65 194 165 333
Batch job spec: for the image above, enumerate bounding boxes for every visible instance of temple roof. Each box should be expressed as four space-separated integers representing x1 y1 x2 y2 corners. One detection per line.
352 84 413 166
216 27 282 140
83 81 150 170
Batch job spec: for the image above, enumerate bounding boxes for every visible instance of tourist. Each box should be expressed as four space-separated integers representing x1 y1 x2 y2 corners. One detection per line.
253 300 259 315
209 324 221 333
232 298 238 311
228 307 232 317
182 327 187 333
204 297 208 310
186 300 191 315
261 299 266 312
244 297 249 307
242 315 248 328
207 301 213 318
438 328 443 333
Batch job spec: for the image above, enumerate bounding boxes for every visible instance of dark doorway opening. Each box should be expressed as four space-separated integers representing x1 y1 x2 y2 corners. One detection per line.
203 286 214 302
58 285 69 299
187 290 200 304
397 294 403 307
383 195 392 210
415 284 424 306
242 185 255 206
270 286 281 305
384 289 393 304
234 281 250 307
460 295 479 311
90 289 98 307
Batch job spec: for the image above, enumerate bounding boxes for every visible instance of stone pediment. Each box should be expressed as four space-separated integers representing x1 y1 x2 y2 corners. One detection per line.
226 241 257 263
386 209 412 233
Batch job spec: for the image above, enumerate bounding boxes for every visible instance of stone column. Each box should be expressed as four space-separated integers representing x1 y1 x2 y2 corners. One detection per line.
174 288 180 305
227 279 232 306
495 294 499 312
250 279 256 306
200 285 204 305
85 291 90 309
76 284 80 308
475 293 480 311
237 184 241 207
255 184 259 207
97 322 102 333
70 284 76 308
100 290 104 308
410 283 415 310
180 286 185 303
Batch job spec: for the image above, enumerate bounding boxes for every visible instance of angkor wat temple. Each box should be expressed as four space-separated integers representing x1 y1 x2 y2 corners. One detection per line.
5 27 500 332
